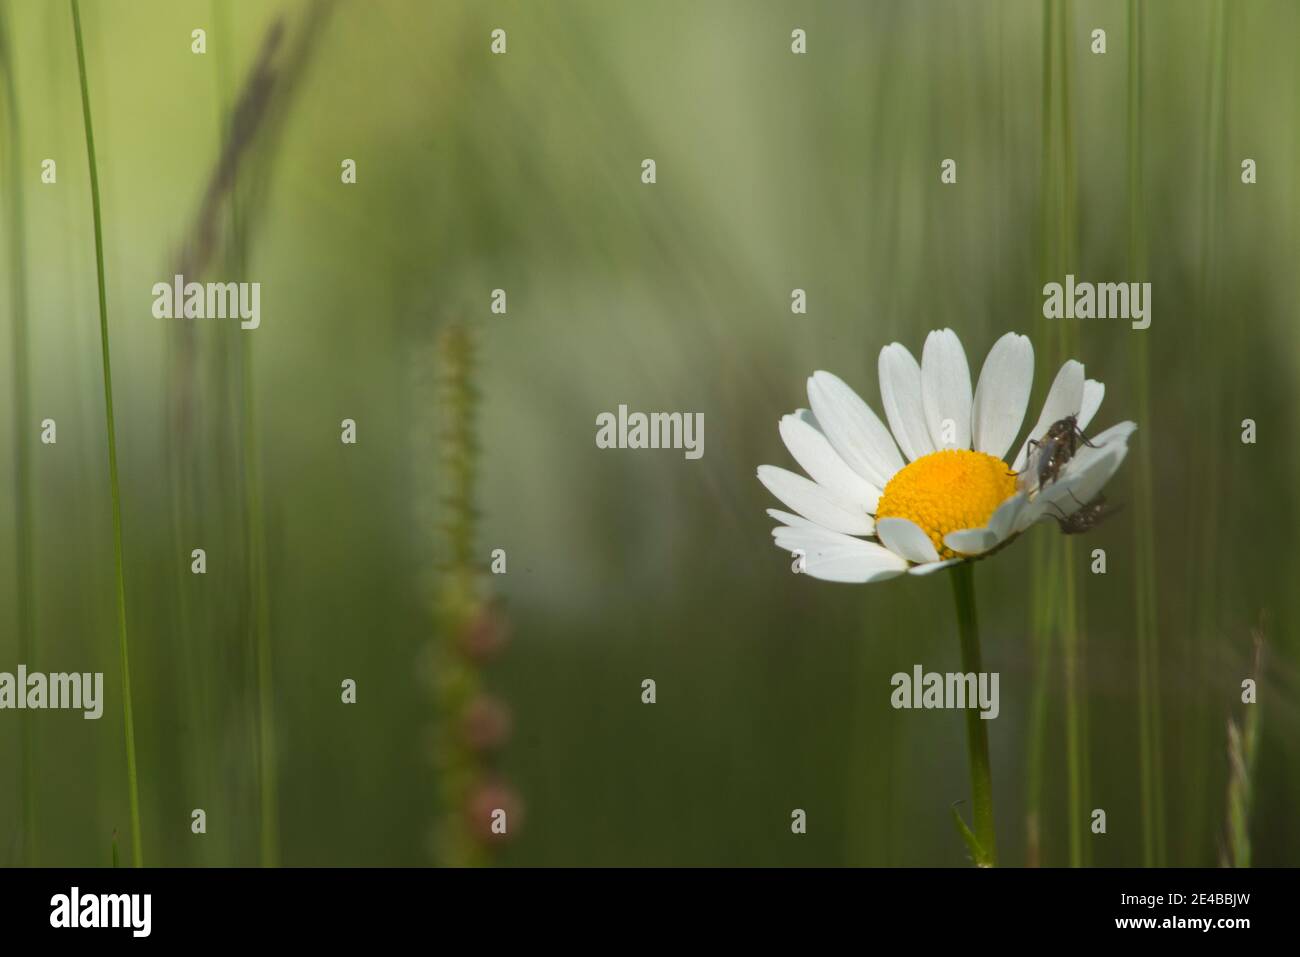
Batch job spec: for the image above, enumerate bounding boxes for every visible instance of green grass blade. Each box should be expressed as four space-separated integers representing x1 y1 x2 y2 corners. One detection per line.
71 0 143 868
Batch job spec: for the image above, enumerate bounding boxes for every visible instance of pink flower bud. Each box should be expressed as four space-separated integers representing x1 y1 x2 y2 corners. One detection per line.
466 780 523 843
462 695 513 752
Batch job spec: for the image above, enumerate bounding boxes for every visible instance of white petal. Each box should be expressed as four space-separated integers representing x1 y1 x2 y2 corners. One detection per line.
908 558 962 576
771 525 908 583
987 493 1028 541
1078 379 1104 433
1035 458 1117 520
807 372 904 488
799 552 909 584
780 413 881 513
772 523 867 555
972 332 1034 460
920 328 973 451
1060 466 1116 510
875 516 940 564
878 343 936 462
1015 498 1052 533
806 557 908 583
1013 359 1086 471
765 508 822 530
943 528 996 556
1082 419 1137 452
757 466 875 535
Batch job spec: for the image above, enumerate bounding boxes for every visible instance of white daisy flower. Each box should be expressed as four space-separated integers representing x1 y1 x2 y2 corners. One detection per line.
758 329 1137 583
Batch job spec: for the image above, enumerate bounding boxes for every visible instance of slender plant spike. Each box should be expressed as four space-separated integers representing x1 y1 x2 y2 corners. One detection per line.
71 0 143 868
432 322 488 867
429 322 522 867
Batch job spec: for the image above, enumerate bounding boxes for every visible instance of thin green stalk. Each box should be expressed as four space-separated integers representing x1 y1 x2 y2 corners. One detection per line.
1077 562 1092 867
1127 0 1164 869
1185 0 1228 867
1026 0 1055 868
157 0 235 870
1061 543 1082 866
231 149 279 870
1053 0 1086 869
71 0 142 868
951 563 996 867
213 2 280 869
1025 547 1058 866
1 0 36 866
246 330 278 868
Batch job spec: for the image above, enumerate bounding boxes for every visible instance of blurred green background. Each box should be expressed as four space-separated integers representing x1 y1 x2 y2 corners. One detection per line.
1 0 1297 866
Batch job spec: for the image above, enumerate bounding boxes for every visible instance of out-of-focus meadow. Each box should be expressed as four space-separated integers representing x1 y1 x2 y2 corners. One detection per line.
1 0 1297 866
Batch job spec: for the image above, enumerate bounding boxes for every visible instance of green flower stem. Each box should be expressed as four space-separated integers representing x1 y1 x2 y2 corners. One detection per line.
951 562 996 867
72 0 143 868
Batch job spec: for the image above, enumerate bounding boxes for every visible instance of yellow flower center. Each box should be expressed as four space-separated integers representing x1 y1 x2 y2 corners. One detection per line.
875 449 1017 559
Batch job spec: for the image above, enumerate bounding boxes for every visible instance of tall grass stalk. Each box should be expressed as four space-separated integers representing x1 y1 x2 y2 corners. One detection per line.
1061 541 1083 866
1 0 37 866
224 79 279 871
1025 560 1058 866
169 8 325 865
169 10 295 865
245 314 278 868
1056 2 1087 869
235 192 278 869
1025 0 1057 866
71 0 143 867
1185 0 1228 865
222 9 280 869
1127 0 1165 868
1039 0 1087 868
